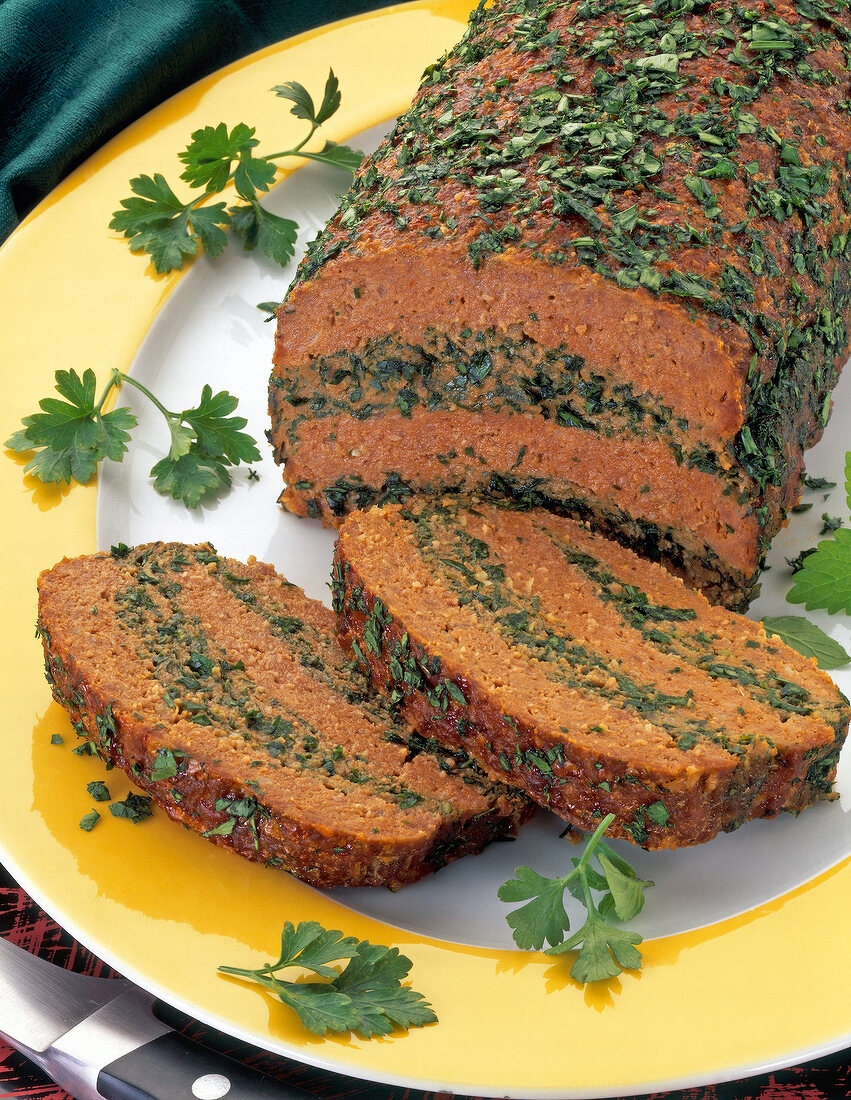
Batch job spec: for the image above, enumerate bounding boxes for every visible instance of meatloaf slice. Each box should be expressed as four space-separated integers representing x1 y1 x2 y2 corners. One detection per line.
270 0 851 610
334 498 849 849
37 543 531 888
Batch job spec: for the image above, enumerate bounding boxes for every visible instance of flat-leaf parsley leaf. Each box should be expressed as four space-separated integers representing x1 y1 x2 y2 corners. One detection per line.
219 920 437 1038
6 368 260 509
110 70 362 274
109 792 153 823
762 615 850 669
498 814 652 983
787 452 851 615
6 368 136 486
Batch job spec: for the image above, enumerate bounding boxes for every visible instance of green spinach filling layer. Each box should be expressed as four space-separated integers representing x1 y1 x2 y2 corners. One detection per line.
543 533 818 719
107 545 463 814
362 501 788 758
301 470 751 607
273 327 749 495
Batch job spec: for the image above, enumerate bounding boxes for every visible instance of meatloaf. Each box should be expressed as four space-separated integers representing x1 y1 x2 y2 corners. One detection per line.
333 497 849 849
37 543 531 888
269 0 851 610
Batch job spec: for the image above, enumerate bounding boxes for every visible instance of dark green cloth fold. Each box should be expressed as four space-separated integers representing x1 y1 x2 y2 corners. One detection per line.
0 0 403 243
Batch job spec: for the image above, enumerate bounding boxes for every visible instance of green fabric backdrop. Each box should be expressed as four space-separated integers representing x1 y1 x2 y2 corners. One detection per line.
0 0 408 243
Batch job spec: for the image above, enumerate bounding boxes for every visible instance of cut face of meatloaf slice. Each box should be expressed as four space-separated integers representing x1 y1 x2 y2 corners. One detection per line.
333 498 849 849
270 0 851 610
36 543 531 889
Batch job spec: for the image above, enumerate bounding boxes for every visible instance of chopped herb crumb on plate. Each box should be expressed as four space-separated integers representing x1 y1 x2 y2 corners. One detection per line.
1 3 850 1098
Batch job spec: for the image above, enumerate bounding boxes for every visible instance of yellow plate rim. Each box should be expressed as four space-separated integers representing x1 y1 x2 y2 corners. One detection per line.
2 3 851 1095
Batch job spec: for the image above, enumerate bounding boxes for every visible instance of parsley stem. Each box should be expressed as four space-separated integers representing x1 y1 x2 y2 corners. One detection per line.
177 142 308 210
579 867 596 917
113 371 177 421
91 369 121 416
264 123 321 161
572 813 615 917
575 812 616 876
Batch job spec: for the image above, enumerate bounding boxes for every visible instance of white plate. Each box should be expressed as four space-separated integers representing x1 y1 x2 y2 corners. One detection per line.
98 121 851 952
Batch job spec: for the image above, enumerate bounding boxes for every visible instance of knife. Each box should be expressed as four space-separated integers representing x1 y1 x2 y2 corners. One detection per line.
0 934 319 1100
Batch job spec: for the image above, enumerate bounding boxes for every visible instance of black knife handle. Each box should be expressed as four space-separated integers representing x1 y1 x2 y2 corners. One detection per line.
97 1030 317 1100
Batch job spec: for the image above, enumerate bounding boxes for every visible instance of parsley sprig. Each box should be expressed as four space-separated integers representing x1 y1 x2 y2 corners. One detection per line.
6 367 260 508
219 920 437 1038
498 815 652 983
109 70 362 274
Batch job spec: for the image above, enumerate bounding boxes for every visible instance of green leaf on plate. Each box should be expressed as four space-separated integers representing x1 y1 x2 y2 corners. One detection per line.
219 920 436 1038
786 529 851 615
762 615 850 669
498 815 652 982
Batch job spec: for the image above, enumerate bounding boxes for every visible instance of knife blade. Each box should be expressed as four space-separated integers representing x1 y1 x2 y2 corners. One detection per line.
0 935 319 1100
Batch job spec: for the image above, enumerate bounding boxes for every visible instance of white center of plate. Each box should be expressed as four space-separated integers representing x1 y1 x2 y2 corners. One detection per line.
97 124 851 951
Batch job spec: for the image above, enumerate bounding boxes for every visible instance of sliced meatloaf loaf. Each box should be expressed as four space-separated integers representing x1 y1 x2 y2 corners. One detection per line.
270 0 851 609
334 498 849 849
37 543 531 888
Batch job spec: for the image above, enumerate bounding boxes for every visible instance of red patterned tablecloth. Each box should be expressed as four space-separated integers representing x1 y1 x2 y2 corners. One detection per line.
0 866 848 1100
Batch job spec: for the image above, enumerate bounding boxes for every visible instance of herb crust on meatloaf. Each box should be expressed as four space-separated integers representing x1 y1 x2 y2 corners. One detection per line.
270 0 851 609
